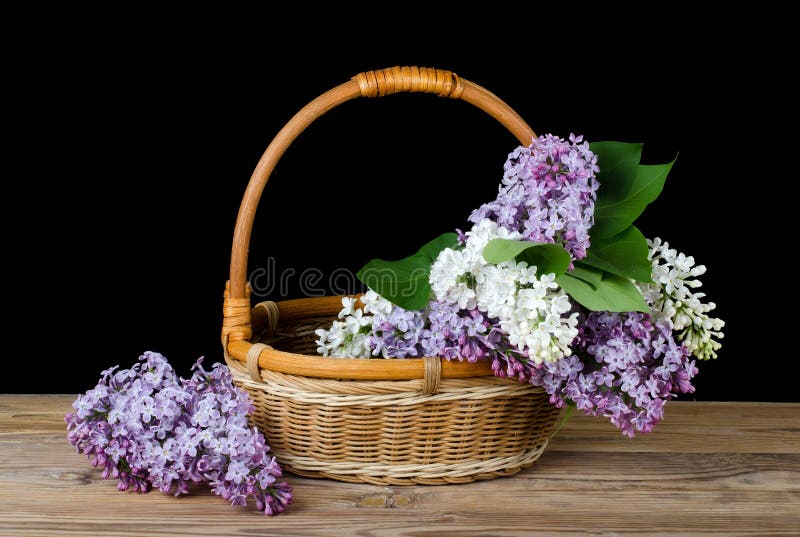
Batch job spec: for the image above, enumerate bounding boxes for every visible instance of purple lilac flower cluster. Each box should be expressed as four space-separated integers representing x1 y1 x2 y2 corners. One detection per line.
420 301 534 381
65 352 292 516
469 133 599 260
370 300 538 381
371 307 427 358
530 312 697 437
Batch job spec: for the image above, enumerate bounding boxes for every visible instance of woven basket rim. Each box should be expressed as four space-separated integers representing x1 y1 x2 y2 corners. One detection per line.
226 295 498 381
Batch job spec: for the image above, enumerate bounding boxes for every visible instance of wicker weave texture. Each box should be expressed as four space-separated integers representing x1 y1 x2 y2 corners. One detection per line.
227 317 562 485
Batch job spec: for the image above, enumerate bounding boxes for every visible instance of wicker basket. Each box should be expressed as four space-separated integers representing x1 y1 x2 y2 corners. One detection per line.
221 66 562 485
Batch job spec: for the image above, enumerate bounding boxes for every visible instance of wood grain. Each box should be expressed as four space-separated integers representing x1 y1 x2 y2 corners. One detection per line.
1 395 798 536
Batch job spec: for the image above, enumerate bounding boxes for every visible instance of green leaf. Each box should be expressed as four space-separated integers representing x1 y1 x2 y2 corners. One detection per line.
582 226 653 283
569 262 603 289
556 272 649 312
483 239 571 276
356 232 458 311
416 232 459 262
357 253 431 310
593 160 675 238
483 239 544 264
517 245 572 277
590 141 643 198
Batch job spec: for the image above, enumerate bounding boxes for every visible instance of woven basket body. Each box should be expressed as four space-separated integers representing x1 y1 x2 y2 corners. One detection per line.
222 67 562 485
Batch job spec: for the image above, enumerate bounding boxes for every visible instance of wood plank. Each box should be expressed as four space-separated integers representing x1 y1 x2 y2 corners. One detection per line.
549 401 800 453
0 395 798 536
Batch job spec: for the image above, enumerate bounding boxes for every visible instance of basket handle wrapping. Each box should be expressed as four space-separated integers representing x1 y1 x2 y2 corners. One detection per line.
223 66 536 380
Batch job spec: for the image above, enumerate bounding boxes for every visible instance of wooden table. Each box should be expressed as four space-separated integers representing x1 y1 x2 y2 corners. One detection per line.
1 395 797 536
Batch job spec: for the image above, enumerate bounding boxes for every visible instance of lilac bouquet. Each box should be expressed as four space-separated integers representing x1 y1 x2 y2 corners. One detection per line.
316 134 724 437
66 352 292 515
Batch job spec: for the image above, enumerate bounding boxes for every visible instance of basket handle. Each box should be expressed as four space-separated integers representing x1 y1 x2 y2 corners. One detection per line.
223 66 535 352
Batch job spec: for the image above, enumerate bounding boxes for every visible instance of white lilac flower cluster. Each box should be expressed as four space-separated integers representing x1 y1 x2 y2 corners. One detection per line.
636 238 725 360
316 219 579 366
431 219 578 364
315 291 392 358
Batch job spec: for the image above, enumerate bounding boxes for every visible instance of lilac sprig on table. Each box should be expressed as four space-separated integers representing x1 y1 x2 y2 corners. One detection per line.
65 352 292 516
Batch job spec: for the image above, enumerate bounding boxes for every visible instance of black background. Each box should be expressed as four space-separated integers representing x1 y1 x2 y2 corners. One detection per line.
4 23 793 401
